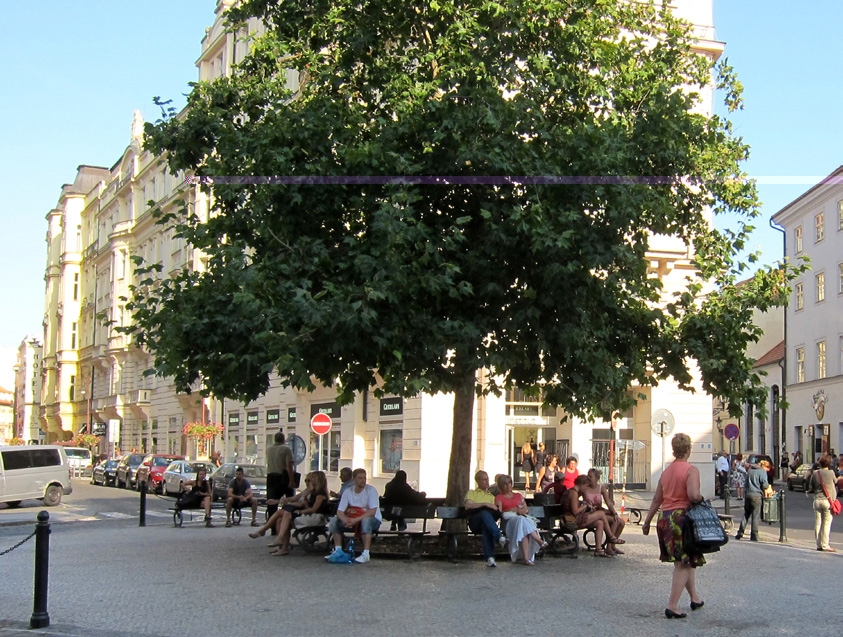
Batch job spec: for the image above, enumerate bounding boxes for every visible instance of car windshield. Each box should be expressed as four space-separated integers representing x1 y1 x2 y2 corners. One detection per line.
152 457 173 467
128 454 145 465
190 463 211 473
105 460 118 468
235 465 266 478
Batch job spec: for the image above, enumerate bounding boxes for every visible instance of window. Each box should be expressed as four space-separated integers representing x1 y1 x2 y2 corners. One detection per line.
817 272 825 302
71 322 77 349
796 347 805 383
73 273 79 301
840 336 843 375
818 341 826 378
795 226 803 253
816 213 825 242
69 375 76 401
378 429 403 475
795 282 804 310
839 200 843 231
839 263 843 294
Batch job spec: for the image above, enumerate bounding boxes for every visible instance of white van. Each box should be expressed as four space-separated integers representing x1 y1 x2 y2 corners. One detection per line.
64 447 93 473
0 445 73 507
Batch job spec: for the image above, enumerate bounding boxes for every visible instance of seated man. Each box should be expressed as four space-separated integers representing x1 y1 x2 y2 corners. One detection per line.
330 467 353 499
225 466 259 528
465 470 506 567
326 468 382 564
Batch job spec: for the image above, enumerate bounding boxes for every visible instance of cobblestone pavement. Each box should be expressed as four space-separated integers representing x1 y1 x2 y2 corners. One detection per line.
0 507 837 637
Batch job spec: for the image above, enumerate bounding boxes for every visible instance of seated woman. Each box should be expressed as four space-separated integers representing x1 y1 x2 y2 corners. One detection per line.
382 469 427 531
494 474 547 566
249 472 329 555
584 468 626 555
180 467 214 528
568 475 624 557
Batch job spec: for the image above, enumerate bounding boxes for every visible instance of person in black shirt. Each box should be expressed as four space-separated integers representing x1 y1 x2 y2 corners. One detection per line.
382 470 426 531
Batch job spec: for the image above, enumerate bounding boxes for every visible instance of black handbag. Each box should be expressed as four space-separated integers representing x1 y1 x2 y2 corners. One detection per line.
682 500 728 554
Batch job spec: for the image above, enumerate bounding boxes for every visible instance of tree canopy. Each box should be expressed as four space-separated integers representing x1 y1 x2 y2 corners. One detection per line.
131 0 803 503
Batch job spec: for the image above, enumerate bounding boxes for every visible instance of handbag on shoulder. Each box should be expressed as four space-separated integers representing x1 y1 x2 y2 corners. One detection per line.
818 476 842 516
682 500 728 554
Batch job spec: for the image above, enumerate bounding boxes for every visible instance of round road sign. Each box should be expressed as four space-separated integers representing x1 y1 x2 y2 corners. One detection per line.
724 423 740 441
310 412 333 436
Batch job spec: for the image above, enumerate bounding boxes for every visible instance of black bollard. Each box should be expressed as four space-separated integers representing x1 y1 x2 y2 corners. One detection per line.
724 480 730 516
30 511 50 629
778 489 788 543
139 480 147 527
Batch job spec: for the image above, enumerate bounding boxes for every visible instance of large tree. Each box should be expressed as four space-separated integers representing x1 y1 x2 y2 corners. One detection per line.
132 0 802 504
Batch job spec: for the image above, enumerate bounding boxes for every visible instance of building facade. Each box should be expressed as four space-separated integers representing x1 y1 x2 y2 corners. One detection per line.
14 336 43 443
39 0 724 496
772 166 843 465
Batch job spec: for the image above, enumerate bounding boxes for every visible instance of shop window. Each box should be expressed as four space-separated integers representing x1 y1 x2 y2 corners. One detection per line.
379 429 403 475
309 430 340 473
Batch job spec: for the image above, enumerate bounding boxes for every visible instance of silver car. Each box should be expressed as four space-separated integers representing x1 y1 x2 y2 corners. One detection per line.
162 461 216 496
209 463 268 502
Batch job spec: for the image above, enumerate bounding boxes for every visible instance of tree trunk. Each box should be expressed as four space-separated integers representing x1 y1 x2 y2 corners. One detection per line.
445 354 477 508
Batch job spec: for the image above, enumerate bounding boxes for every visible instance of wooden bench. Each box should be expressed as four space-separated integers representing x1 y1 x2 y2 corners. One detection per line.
371 502 438 560
170 502 229 528
527 504 578 557
436 506 471 562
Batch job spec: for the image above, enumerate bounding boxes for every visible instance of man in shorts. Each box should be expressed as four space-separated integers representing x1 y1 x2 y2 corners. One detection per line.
225 466 259 527
326 468 382 564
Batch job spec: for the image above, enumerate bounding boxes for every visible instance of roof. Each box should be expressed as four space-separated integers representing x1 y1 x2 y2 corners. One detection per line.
772 165 843 223
753 340 784 368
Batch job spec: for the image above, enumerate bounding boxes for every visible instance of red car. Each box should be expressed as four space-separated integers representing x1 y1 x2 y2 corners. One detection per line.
135 454 184 494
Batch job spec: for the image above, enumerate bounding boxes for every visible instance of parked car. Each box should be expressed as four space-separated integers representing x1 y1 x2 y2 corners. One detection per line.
787 464 813 492
162 461 216 496
135 454 184 494
116 453 146 489
209 463 268 502
91 459 119 486
64 447 93 475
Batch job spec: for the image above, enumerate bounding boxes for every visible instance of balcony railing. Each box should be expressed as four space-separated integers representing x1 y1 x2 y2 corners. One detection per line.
127 389 150 405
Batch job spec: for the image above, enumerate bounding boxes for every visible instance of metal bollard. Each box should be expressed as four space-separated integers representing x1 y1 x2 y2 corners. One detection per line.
778 489 787 543
724 481 730 516
139 481 147 527
30 511 51 629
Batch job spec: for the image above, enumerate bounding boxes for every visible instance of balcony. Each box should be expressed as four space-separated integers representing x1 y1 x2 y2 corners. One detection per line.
93 395 117 410
127 389 150 405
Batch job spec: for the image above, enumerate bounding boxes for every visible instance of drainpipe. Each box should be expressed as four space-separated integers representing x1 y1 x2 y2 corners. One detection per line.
769 218 787 459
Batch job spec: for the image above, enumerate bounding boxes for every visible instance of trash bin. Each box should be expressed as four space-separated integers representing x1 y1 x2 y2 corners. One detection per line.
761 495 780 523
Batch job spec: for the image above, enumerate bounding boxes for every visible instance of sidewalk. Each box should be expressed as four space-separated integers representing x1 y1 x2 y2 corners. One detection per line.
0 508 835 637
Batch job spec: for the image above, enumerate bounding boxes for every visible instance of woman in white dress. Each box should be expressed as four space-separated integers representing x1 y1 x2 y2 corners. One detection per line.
493 474 547 565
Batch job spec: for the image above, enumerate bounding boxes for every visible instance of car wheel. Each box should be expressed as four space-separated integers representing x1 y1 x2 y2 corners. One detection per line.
787 480 793 491
6 500 22 509
43 486 62 506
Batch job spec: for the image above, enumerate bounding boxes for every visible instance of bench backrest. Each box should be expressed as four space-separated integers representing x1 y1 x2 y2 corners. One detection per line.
387 502 437 531
436 506 466 520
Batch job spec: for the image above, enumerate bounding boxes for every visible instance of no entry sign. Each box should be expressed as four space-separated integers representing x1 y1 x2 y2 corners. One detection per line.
310 412 333 436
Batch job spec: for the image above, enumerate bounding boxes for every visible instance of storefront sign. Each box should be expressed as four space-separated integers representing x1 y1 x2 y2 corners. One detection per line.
379 397 403 417
228 413 240 426
504 416 549 426
310 402 340 419
246 411 259 427
287 407 297 423
266 409 280 425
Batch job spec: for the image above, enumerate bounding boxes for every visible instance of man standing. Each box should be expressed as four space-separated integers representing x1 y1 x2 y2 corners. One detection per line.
225 466 259 527
716 451 730 499
266 431 294 519
326 468 382 564
465 471 506 567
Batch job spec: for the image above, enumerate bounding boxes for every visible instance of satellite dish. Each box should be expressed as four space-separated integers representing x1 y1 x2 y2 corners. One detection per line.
651 409 675 438
289 434 307 465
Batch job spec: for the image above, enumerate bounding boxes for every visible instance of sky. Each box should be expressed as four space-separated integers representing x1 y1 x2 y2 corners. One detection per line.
0 0 841 362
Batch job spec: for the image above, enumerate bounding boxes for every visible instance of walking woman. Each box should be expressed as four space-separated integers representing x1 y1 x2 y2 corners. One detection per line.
807 455 837 552
643 433 705 619
535 454 559 494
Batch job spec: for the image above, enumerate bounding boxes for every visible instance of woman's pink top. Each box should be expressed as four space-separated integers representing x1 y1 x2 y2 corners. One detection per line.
584 492 603 507
660 460 692 511
495 492 523 513
562 468 580 490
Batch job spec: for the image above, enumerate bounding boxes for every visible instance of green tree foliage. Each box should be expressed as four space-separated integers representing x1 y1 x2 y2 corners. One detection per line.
130 0 804 503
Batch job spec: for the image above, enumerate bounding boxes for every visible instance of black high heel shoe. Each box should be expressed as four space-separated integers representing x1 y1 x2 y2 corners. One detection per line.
690 600 705 611
665 609 687 619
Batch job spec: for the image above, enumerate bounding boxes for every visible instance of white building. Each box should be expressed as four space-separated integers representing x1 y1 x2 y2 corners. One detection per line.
772 166 843 464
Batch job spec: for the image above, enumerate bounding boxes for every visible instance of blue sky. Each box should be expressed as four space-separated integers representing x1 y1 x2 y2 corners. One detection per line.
0 1 841 355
